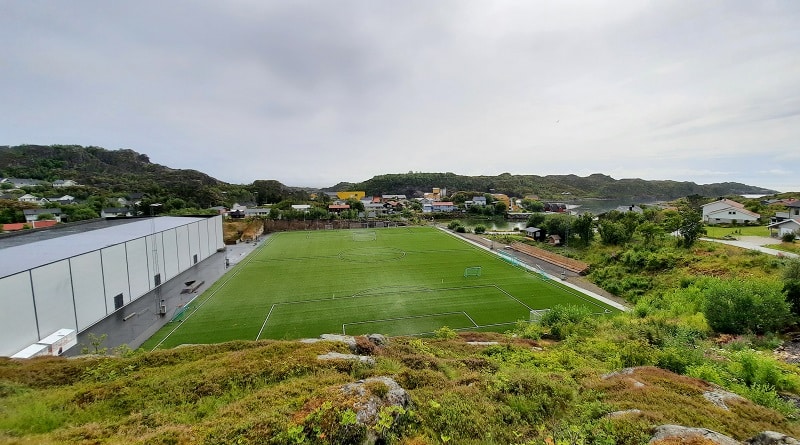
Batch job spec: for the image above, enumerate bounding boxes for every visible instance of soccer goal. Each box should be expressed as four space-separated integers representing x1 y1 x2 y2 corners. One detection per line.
464 266 482 278
324 224 334 230
530 309 550 323
352 231 377 241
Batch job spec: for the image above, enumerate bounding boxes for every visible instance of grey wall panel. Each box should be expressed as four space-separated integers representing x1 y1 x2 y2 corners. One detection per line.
215 216 224 249
162 228 179 280
198 219 209 259
70 252 108 331
101 244 130 308
188 222 200 265
126 238 150 300
0 273 39 356
31 261 77 337
176 225 190 272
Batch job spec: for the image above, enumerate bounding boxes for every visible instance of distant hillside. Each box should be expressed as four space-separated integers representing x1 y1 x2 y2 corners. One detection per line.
329 172 776 200
0 145 777 205
0 145 235 208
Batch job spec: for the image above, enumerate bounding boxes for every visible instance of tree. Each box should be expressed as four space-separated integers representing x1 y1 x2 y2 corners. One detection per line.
526 213 545 228
36 213 55 221
521 199 544 212
637 222 664 246
678 206 704 248
701 278 791 334
571 213 594 245
597 220 628 246
493 201 507 215
545 214 571 241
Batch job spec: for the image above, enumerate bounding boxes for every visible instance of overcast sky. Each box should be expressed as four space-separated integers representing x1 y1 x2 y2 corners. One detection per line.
1 1 798 191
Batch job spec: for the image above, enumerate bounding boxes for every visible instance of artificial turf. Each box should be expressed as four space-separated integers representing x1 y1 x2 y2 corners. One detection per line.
144 227 615 349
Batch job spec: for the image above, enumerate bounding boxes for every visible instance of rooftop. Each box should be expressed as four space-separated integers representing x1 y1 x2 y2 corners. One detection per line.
0 216 205 279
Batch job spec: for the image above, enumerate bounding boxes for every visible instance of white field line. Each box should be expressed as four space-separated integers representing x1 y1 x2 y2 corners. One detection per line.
150 234 276 350
255 304 277 340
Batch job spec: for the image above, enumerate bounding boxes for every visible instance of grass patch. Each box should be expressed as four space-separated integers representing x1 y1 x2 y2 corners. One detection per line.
704 225 770 239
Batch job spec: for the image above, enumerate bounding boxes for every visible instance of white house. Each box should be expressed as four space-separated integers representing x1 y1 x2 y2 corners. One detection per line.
701 199 760 225
291 204 311 212
101 208 133 218
768 219 800 239
432 202 456 212
23 208 63 223
52 180 78 188
17 194 40 204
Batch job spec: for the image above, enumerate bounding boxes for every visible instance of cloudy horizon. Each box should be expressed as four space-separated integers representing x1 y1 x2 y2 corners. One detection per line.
1 1 798 192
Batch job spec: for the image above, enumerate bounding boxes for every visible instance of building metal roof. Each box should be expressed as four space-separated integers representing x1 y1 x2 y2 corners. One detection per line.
0 216 205 279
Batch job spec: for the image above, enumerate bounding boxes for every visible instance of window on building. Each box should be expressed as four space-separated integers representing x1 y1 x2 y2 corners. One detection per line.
154 273 161 286
193 254 198 264
114 293 124 310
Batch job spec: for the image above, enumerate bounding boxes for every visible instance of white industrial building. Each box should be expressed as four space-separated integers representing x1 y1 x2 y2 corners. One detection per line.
0 215 224 357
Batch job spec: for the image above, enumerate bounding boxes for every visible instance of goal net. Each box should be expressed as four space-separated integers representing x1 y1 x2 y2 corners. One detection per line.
464 266 482 278
529 309 550 323
352 231 377 241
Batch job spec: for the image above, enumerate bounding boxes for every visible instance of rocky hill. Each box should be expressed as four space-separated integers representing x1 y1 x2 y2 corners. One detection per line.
1 331 798 444
331 172 777 200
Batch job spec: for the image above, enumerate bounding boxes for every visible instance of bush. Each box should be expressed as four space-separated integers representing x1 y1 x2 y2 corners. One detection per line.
455 226 467 233
701 278 792 334
782 232 797 243
473 225 486 234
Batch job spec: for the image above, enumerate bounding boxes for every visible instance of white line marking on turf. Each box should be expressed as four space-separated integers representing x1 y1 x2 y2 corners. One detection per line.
256 304 277 340
462 311 479 327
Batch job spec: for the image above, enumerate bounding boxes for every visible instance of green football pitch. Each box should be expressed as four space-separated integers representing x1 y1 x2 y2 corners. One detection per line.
144 227 616 349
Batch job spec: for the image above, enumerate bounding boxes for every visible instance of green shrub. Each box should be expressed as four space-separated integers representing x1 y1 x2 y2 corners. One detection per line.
701 278 791 334
473 225 486 234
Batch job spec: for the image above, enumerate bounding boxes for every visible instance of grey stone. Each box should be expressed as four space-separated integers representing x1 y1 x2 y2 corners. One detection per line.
606 409 643 418
366 334 387 346
601 367 637 380
745 431 800 445
649 425 740 445
317 352 375 366
704 388 745 411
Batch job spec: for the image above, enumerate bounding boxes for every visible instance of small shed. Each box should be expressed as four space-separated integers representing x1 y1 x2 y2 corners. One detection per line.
524 227 544 241
547 234 562 246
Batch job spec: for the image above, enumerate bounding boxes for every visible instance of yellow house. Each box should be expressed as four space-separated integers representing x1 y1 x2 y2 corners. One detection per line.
336 191 366 200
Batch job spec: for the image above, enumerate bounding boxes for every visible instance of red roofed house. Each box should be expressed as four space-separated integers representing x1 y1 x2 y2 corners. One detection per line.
328 204 350 213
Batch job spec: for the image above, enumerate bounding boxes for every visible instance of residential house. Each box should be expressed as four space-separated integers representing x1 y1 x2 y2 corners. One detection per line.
423 188 447 201
381 194 406 201
101 208 133 218
472 196 487 206
701 198 760 225
364 203 387 217
23 208 63 223
50 195 76 205
771 200 800 224
614 205 644 214
767 200 800 239
544 202 567 213
328 204 350 213
245 208 271 218
5 178 46 188
432 202 455 212
52 179 78 188
547 234 562 245
17 194 50 206
291 204 311 212
768 219 800 239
